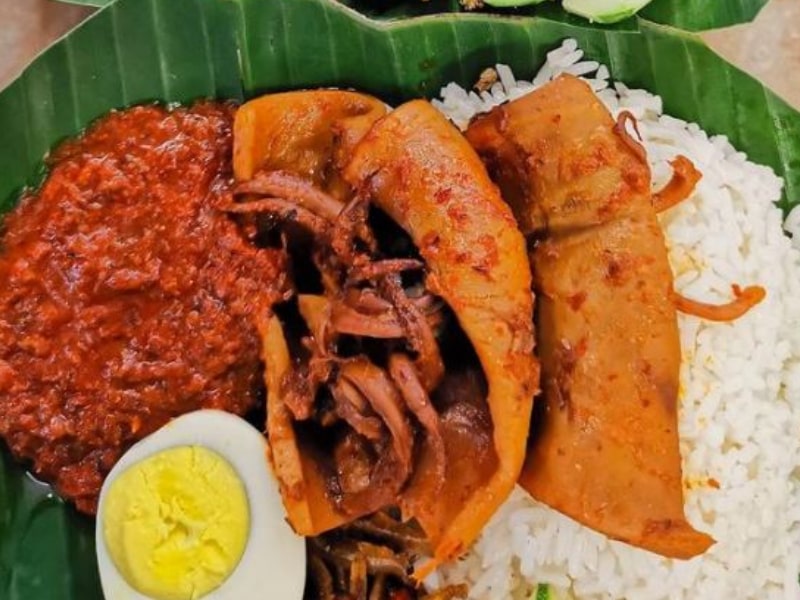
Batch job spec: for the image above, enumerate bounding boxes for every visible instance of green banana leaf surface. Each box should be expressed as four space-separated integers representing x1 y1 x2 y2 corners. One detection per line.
639 0 769 30
0 0 798 597
59 0 772 30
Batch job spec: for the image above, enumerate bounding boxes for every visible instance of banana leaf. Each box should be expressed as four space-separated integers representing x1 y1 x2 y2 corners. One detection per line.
640 0 769 30
0 0 798 597
52 0 111 5
58 0 772 30
332 0 770 29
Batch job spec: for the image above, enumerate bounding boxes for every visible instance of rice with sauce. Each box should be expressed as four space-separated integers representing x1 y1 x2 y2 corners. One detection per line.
430 39 800 600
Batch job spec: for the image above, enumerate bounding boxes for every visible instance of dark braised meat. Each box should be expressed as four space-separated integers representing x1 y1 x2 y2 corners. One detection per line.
231 163 449 521
0 103 287 513
237 91 537 578
305 511 468 600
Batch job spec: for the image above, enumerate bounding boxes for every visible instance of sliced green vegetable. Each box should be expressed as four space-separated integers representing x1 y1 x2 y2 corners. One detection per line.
54 0 772 31
52 0 772 31
562 0 653 23
481 0 654 22
338 0 770 30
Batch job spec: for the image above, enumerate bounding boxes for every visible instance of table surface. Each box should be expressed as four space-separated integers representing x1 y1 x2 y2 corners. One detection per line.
0 0 798 108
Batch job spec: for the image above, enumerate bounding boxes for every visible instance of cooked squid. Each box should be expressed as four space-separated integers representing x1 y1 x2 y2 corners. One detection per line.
345 100 538 572
233 89 388 201
466 75 718 559
233 92 538 575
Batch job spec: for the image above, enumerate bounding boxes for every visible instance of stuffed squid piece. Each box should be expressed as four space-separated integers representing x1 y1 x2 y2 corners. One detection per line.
344 100 538 572
466 75 715 559
234 89 388 203
232 90 390 538
232 92 538 575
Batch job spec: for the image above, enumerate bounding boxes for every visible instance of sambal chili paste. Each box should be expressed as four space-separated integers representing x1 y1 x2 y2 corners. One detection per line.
0 102 287 513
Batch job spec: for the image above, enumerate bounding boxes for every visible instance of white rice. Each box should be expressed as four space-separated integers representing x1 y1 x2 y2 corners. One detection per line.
431 39 800 600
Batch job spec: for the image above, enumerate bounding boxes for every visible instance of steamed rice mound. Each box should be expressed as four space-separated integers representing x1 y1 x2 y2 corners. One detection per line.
430 39 800 600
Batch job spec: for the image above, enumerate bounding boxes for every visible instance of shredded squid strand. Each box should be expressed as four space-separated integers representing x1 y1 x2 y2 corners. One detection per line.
674 284 766 322
653 155 702 213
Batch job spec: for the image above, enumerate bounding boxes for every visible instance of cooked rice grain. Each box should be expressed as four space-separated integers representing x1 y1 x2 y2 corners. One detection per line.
432 39 800 600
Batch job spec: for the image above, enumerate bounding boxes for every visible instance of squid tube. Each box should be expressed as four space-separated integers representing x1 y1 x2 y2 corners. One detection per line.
235 92 539 574
466 75 714 559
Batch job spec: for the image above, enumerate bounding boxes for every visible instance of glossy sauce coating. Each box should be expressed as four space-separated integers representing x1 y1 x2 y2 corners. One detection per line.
345 100 538 572
467 75 713 559
0 103 286 513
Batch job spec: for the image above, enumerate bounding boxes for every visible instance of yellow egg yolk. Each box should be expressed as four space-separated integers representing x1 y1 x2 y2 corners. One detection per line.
103 446 249 600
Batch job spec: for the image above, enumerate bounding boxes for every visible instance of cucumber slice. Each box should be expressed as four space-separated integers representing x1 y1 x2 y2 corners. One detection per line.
562 0 653 23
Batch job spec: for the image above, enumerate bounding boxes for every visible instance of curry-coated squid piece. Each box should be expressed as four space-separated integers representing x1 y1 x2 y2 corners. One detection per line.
232 90 391 538
465 75 763 559
231 91 538 577
344 100 538 573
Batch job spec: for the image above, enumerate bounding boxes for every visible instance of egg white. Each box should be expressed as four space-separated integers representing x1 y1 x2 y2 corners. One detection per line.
96 410 306 600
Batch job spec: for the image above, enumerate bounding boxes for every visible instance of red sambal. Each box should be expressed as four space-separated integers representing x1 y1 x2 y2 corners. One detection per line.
0 102 286 513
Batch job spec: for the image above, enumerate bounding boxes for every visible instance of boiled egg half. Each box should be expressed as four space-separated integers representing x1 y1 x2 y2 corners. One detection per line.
96 410 306 600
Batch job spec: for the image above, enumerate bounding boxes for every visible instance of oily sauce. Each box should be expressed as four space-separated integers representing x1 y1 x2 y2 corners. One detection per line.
0 102 286 513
